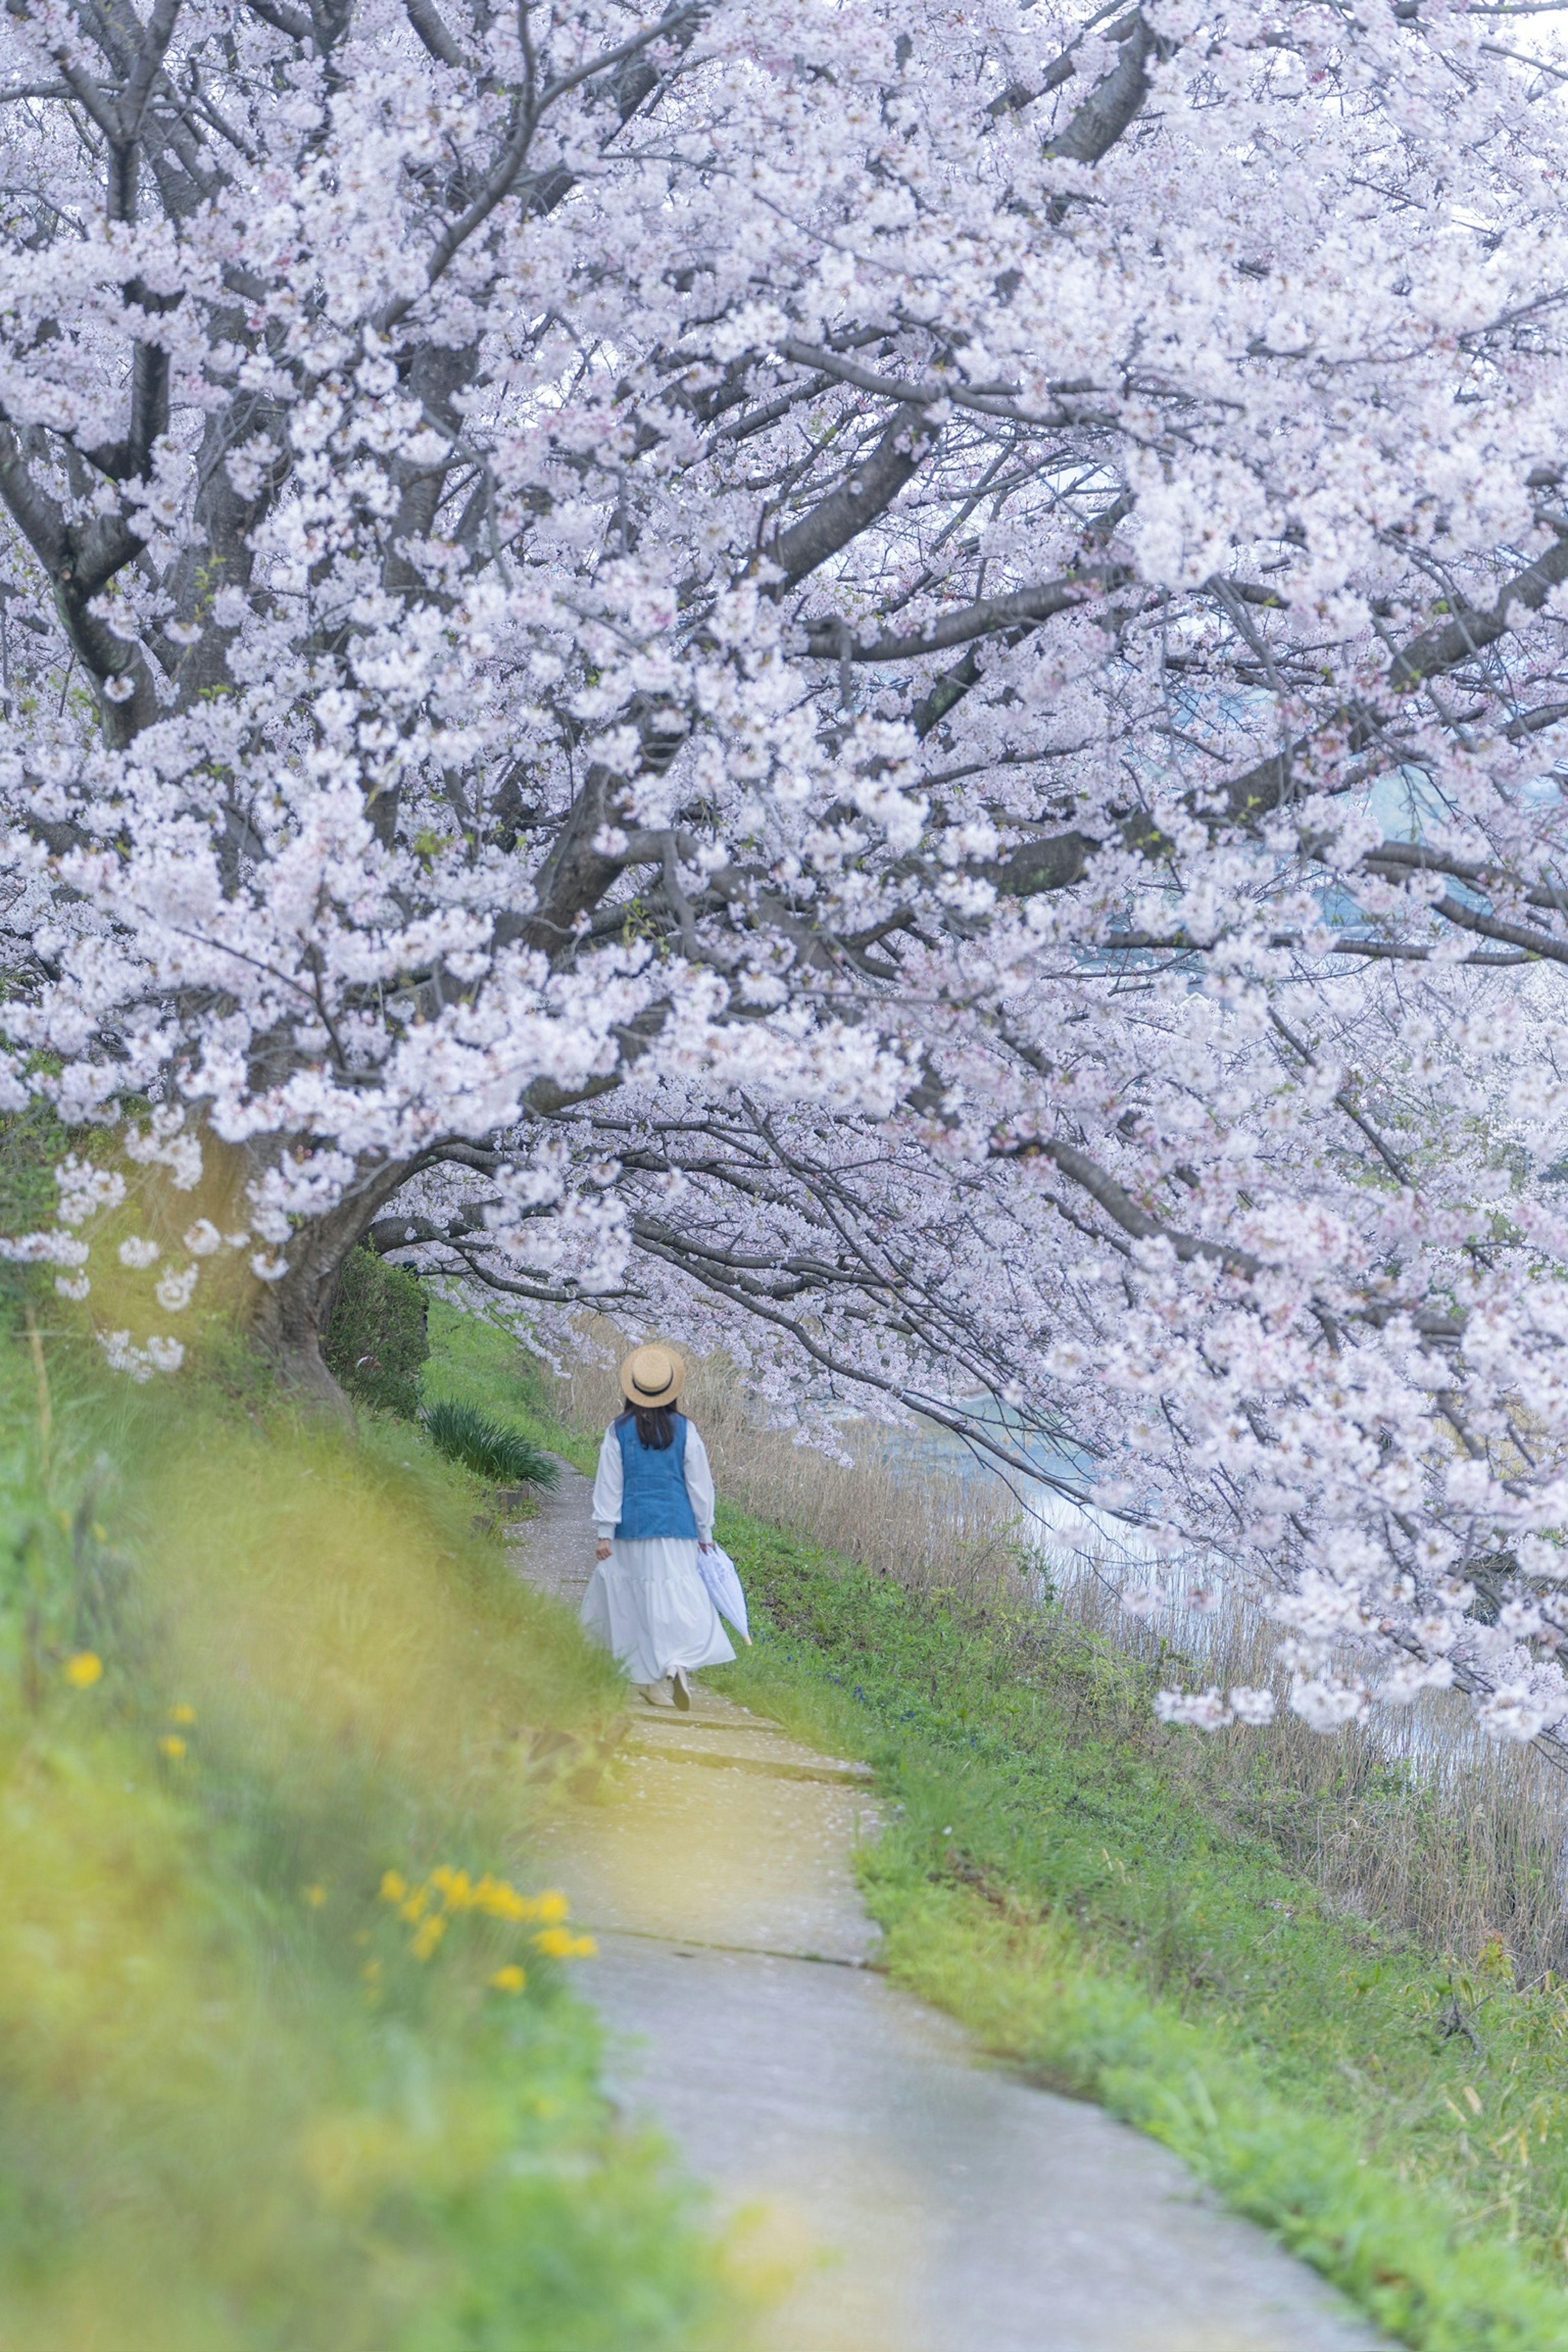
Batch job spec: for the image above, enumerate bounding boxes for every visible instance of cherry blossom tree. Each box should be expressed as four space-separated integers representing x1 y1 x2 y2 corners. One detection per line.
9 0 1568 1738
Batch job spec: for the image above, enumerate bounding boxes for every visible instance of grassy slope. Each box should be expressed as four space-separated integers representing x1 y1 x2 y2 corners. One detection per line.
420 1301 597 1469
692 1509 1568 2352
0 1312 740 2352
427 1307 1568 2346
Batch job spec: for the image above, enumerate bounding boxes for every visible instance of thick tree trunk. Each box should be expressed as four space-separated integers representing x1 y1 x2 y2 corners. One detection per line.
243 1155 418 1408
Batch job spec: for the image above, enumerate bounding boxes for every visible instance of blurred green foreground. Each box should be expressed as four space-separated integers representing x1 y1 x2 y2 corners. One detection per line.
0 1306 738 2352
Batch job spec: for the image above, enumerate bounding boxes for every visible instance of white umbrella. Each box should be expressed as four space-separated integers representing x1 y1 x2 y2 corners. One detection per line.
697 1545 751 1643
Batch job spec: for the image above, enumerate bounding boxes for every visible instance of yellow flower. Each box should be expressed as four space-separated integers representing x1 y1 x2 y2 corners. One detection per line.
488 1964 526 1994
379 1869 408 1904
410 1913 446 1962
302 1884 328 1909
158 1734 187 1761
534 1927 596 1960
432 1865 474 1910
399 1888 428 1923
168 1702 197 1725
534 1890 570 1927
63 1651 103 1688
475 1879 529 1922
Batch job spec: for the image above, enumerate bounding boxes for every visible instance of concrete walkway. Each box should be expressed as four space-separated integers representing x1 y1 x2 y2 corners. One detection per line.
514 1463 1383 2352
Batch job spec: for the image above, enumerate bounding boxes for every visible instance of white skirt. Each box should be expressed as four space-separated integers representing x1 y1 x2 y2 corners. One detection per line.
580 1538 737 1685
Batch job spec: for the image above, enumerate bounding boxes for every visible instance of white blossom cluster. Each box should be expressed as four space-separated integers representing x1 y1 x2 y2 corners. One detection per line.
7 0 1568 1740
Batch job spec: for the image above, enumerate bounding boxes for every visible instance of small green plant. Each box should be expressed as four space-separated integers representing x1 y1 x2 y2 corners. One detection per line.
323 1247 429 1417
423 1397 560 1490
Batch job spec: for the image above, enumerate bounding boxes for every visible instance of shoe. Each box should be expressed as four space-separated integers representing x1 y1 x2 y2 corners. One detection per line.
671 1667 692 1712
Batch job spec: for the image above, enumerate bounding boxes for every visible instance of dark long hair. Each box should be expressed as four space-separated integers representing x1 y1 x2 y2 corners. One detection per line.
617 1403 678 1450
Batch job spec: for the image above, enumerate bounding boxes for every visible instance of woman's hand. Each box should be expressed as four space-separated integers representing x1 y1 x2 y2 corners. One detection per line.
595 1539 612 1562
699 1540 715 1553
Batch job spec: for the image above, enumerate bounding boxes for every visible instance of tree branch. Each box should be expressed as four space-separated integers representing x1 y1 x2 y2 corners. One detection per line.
404 0 467 67
804 567 1129 662
988 530 1568 899
1045 9 1155 165
1388 530 1568 686
377 1 704 333
768 410 940 589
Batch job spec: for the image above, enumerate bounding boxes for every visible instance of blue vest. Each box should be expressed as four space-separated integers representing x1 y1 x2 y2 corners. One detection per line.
615 1414 698 1540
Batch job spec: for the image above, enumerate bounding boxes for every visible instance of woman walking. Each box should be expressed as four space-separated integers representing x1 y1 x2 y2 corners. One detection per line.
582 1345 734 1710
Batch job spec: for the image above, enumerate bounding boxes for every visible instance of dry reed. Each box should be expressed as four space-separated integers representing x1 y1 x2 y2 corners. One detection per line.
1052 1571 1568 1979
555 1343 1029 1604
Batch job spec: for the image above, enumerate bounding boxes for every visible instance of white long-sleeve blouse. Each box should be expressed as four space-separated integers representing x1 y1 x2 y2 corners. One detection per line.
592 1415 715 1543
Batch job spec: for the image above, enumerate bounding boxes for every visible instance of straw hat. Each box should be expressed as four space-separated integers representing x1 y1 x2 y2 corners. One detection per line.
620 1343 686 1408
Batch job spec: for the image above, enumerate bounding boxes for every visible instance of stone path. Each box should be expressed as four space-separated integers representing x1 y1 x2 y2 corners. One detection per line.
514 1461 1384 2352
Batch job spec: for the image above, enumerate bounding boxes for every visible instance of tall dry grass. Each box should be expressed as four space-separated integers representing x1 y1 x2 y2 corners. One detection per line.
556 1332 1568 1976
1050 1571 1568 1979
555 1343 1029 1603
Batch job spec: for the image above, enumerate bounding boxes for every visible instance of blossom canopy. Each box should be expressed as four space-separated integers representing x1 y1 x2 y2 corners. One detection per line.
7 0 1568 1739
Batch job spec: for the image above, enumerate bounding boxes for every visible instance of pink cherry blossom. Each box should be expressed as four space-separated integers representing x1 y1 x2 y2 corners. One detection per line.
6 0 1568 1743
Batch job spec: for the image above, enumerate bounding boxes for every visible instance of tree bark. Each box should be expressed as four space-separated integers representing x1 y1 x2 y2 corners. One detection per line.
242 1154 419 1408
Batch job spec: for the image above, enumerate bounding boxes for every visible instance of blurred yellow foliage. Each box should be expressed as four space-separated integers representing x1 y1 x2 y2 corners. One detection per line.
143 1413 586 1808
535 1927 599 1960
410 1912 447 1961
0 1365 729 2352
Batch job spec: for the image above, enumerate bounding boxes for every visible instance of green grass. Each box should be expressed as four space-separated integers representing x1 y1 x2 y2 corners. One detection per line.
423 1396 561 1489
0 1312 742 2352
419 1300 597 1472
700 1506 1568 2351
392 1303 1568 2341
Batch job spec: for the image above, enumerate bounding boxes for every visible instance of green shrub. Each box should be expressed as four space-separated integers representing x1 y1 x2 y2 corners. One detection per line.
324 1247 429 1416
423 1396 561 1489
420 1298 596 1471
